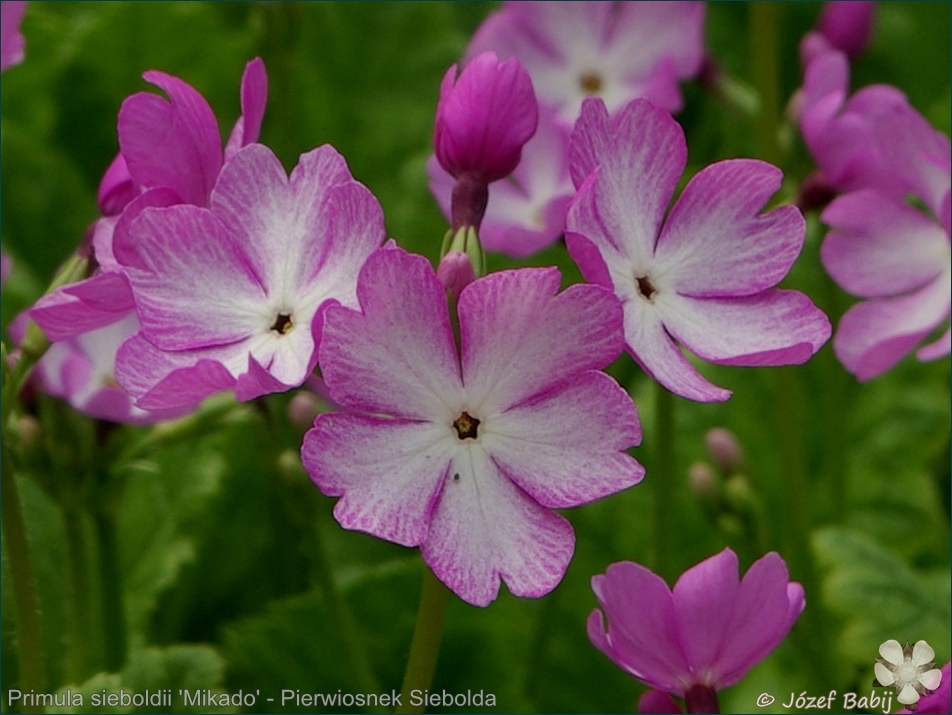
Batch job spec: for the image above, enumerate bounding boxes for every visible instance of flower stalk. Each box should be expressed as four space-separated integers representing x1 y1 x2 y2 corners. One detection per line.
397 566 451 714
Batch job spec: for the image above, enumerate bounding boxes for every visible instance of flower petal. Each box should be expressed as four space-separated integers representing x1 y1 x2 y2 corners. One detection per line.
318 248 461 421
898 684 921 706
713 552 803 689
589 561 690 695
569 98 685 269
655 160 805 296
422 445 574 607
486 371 643 508
833 268 951 380
115 333 237 411
913 640 937 667
303 414 453 547
458 267 623 414
880 639 905 666
659 290 831 367
224 57 268 160
622 295 732 402
919 668 943 691
821 190 949 298
125 205 267 350
215 144 351 280
672 549 741 678
875 662 896 687
30 272 135 342
118 70 222 206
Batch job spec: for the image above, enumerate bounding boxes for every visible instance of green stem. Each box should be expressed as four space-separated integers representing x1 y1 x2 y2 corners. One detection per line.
396 567 451 714
652 383 676 580
63 503 92 683
1 448 48 709
94 510 127 672
749 2 782 166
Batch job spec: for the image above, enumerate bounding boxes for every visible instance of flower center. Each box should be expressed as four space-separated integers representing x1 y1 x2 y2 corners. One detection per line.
579 71 603 95
634 274 657 301
270 311 294 335
453 411 481 440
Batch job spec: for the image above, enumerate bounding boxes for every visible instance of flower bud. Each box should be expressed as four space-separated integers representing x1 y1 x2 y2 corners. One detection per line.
705 427 745 474
288 391 322 430
434 51 538 184
437 251 476 301
817 1 875 59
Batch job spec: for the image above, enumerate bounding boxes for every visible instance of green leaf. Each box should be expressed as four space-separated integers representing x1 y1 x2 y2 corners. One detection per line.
55 644 232 714
813 526 951 668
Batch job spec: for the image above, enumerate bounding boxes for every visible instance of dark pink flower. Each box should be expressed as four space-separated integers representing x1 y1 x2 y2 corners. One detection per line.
1 1 26 71
303 247 642 606
817 1 875 59
588 550 804 704
429 103 574 258
434 50 537 184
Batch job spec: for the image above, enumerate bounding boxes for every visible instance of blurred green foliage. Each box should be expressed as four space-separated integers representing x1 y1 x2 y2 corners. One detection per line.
1 3 949 713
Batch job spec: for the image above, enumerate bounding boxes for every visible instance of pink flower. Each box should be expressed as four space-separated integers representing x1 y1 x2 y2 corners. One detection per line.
434 50 537 184
566 98 830 402
302 247 643 607
428 103 574 258
821 188 950 379
29 59 270 422
114 143 385 410
99 56 268 215
32 314 185 424
466 2 705 121
1 1 26 71
800 51 951 378
588 550 805 706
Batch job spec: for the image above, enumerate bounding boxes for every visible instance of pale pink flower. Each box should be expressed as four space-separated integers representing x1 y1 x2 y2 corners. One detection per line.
1 1 26 71
302 247 643 606
566 98 829 402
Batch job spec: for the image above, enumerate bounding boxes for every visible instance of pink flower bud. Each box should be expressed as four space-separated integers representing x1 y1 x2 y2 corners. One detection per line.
436 250 476 300
705 427 745 473
434 51 538 184
817 1 875 59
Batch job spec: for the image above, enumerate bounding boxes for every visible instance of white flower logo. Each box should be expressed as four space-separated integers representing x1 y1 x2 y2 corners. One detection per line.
874 640 943 710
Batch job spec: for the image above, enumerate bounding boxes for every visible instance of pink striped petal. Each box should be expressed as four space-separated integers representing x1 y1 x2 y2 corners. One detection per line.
458 267 623 414
421 446 574 607
821 190 949 298
115 333 237 411
487 371 642 508
318 248 461 421
656 160 805 296
30 272 135 341
622 297 731 402
124 205 267 350
660 290 831 367
569 99 685 270
303 414 453 547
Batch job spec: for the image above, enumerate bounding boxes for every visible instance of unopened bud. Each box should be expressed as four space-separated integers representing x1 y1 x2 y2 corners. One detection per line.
440 225 485 278
437 251 476 300
288 391 322 430
688 461 719 505
705 427 745 474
